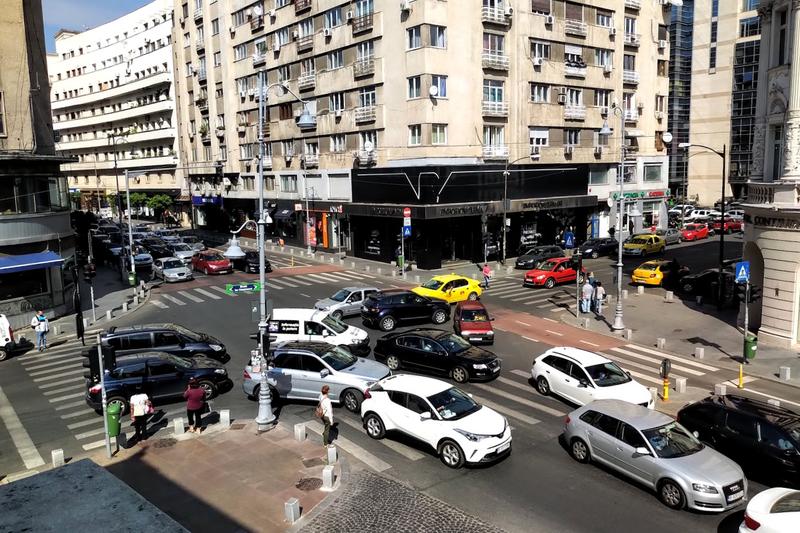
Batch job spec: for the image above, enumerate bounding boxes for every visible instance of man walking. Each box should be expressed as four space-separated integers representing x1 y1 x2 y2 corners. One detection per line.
580 279 594 314
30 310 49 352
594 281 606 316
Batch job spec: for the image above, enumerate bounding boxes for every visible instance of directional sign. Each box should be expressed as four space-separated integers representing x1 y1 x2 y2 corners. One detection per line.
735 261 750 284
402 226 412 238
226 282 262 294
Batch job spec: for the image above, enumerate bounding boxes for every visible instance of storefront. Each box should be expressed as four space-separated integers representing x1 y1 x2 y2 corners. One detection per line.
595 189 671 238
268 200 349 252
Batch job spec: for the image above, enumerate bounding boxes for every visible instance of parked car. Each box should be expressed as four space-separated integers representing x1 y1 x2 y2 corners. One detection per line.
153 257 194 283
314 286 380 320
0 314 14 361
242 250 273 274
361 374 512 468
126 247 153 269
169 242 197 263
411 274 483 303
686 208 722 221
655 228 682 245
740 487 800 533
563 400 748 512
678 268 734 297
361 289 450 332
268 308 370 356
622 234 666 257
242 341 390 412
728 209 745 220
453 301 494 345
681 223 710 241
180 235 206 251
192 252 232 275
523 257 585 289
85 352 232 415
373 328 501 383
668 204 695 216
100 324 229 363
676 394 800 486
577 238 618 259
515 245 564 270
631 260 679 287
711 218 743 234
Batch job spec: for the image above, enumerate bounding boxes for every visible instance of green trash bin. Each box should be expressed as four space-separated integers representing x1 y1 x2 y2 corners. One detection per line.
106 403 121 438
127 271 137 287
744 334 758 360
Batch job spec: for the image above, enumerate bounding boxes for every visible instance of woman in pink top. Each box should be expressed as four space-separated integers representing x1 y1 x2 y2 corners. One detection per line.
184 378 206 433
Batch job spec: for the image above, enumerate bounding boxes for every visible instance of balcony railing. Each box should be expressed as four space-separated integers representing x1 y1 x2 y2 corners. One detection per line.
195 40 205 52
747 183 776 204
298 73 316 90
624 33 641 46
355 106 376 123
352 13 373 34
483 145 509 160
353 57 375 78
196 98 208 112
197 69 207 83
295 0 312 13
564 19 588 36
296 35 313 52
564 64 587 77
482 101 509 117
623 70 640 84
303 153 319 167
357 150 376 166
253 52 267 66
481 6 510 25
482 52 510 70
625 0 642 10
250 16 263 31
624 109 638 122
193 8 202 20
564 105 587 120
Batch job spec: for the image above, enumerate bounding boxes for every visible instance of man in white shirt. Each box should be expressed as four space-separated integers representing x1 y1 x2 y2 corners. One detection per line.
129 393 151 443
580 280 594 314
318 385 333 447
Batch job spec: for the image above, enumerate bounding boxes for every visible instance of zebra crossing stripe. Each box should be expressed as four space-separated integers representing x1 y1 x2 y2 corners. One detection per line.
264 281 284 290
338 416 425 461
28 361 81 377
601 352 686 383
44 385 84 397
151 300 169 309
310 272 348 282
33 369 86 383
510 369 531 379
493 288 535 299
162 294 187 306
609 347 705 376
335 270 373 280
210 285 236 297
54 399 88 411
306 273 336 283
60 408 95 420
270 278 300 288
180 291 204 303
470 394 540 426
282 276 312 286
471 383 567 417
194 288 221 300
23 353 82 370
622 344 719 372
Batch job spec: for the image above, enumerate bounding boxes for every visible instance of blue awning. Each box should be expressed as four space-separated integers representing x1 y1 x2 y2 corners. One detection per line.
0 252 64 274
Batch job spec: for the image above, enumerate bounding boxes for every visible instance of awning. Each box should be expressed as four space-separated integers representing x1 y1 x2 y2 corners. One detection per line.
274 209 296 221
0 252 64 274
626 129 645 138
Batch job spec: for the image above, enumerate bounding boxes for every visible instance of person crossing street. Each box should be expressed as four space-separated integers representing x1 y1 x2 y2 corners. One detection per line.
30 310 49 352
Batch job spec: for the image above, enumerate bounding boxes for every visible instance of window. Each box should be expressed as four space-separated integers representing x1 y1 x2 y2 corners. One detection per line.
643 164 662 182
432 124 447 145
725 412 758 439
431 75 447 97
406 395 431 415
544 355 570 374
408 124 421 146
298 18 313 37
529 127 549 147
273 352 302 370
658 60 668 77
197 25 205 41
711 0 719 17
407 26 421 49
595 49 613 67
281 138 294 156
566 87 582 106
593 414 620 436
276 27 290 47
407 76 421 98
759 423 797 451
589 168 608 185
531 40 551 59
531 0 551 15
324 8 342 28
183 32 190 47
359 86 376 107
594 89 611 108
483 79 504 102
360 130 377 150
0 92 5 136
624 16 636 35
596 10 612 27
483 125 504 146
301 58 315 75
619 423 647 448
357 40 374 60
430 25 447 48
234 43 247 61
530 83 550 103
565 2 583 21
213 52 221 66
219 144 226 161
185 61 193 76
655 95 666 113
623 54 636 71
277 65 290 82
280 174 298 192
709 46 718 70
566 129 580 146
154 332 181 346
124 333 153 350
211 18 219 35
301 355 325 372
483 32 505 53
744 0 760 9
304 141 318 157
330 134 346 152
329 92 345 112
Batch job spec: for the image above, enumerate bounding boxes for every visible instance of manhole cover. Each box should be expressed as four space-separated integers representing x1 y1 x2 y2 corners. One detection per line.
295 478 323 491
152 438 177 448
230 423 246 430
302 457 324 468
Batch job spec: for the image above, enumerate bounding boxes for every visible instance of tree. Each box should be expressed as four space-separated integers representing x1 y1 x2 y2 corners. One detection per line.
146 194 173 222
128 192 148 208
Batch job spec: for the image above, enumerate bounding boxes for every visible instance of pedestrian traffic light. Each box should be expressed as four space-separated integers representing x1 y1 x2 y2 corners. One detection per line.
83 262 96 282
735 282 747 303
748 285 762 304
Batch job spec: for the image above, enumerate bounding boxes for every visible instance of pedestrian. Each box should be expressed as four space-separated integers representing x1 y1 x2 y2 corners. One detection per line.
588 271 596 287
594 281 606 315
580 279 594 314
30 310 49 351
316 385 333 448
130 392 153 443
482 263 492 289
183 378 206 433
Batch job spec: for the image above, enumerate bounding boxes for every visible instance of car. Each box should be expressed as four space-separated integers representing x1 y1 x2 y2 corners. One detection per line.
728 209 745 220
180 235 206 251
622 234 666 256
374 328 501 383
523 257 585 289
148 244 173 261
686 208 722 222
532 348 653 408
361 374 511 468
126 247 153 269
153 257 194 283
711 218 744 234
515 245 564 269
268 308 370 356
739 487 800 533
0 314 14 361
679 268 734 297
361 289 450 332
411 274 483 304
563 399 748 512
100 324 229 363
241 341 390 412
192 252 232 275
668 204 695 216
453 300 494 345
681 223 710 241
677 394 800 486
654 228 682 245
242 250 273 273
153 229 179 242
169 242 197 263
631 259 679 287
84 352 232 415
577 238 618 259
314 286 380 320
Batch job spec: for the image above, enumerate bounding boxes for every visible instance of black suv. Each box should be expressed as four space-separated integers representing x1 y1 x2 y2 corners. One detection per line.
242 251 273 273
576 238 618 259
361 290 450 332
374 328 500 383
101 324 229 363
677 394 800 486
84 352 232 415
515 245 564 269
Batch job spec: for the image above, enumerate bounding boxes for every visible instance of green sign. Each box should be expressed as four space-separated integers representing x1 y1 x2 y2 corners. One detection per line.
226 282 262 294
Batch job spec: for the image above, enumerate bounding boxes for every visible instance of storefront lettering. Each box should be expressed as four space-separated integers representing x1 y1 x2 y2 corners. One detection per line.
438 205 490 216
611 190 670 200
521 200 565 210
752 216 800 230
370 207 402 216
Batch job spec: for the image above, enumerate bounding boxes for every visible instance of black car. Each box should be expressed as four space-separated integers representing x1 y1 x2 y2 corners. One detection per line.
100 324 229 363
677 394 800 486
515 245 564 269
242 251 273 273
84 352 232 415
361 289 450 332
576 238 618 259
374 328 501 383
679 268 735 298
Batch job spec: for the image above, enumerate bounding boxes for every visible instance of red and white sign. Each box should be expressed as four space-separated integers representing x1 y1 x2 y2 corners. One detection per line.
403 207 411 218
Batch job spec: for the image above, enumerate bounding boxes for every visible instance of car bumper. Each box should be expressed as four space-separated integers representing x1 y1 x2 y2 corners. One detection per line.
206 268 232 274
687 492 747 513
631 276 661 285
164 274 193 282
622 249 644 256
460 332 494 345
469 361 502 381
515 263 534 270
465 431 512 464
85 393 102 411
346 341 371 357
523 278 544 286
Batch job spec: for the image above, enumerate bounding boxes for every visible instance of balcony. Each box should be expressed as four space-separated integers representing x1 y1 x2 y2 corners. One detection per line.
355 106 376 123
296 35 313 53
253 52 267 67
482 101 509 117
352 13 373 34
250 15 263 31
54 98 174 130
303 153 319 168
624 109 638 122
564 19 588 36
195 40 205 52
56 127 175 151
564 105 587 120
193 8 202 20
624 33 641 47
196 98 208 113
481 6 510 25
483 145 509 160
215 126 225 137
353 57 375 78
564 64 587 78
625 0 641 10
623 70 640 84
481 52 510 70
357 150 376 166
298 72 316 90
295 0 312 13
197 69 207 83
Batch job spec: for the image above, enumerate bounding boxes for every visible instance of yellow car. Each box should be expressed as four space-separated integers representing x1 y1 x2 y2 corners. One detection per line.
411 274 483 303
632 260 675 286
622 234 666 257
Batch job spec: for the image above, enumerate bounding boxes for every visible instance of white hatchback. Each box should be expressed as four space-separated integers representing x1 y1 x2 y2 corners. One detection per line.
531 347 653 408
360 374 511 468
740 487 800 533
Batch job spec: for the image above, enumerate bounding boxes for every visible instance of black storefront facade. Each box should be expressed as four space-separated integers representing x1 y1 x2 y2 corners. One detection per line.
347 163 597 269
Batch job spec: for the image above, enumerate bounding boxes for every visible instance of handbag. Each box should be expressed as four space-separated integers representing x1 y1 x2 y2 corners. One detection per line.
315 403 324 419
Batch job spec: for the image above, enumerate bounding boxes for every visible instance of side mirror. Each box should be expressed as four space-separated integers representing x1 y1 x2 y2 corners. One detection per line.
322 329 330 337
490 317 496 321
692 431 700 439
320 369 330 378
634 447 651 456
578 379 590 388
420 411 432 421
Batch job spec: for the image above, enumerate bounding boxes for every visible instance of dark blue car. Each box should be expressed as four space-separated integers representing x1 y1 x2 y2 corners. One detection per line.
100 324 229 363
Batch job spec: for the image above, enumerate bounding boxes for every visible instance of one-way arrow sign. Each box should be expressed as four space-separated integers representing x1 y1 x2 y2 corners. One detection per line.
226 282 262 294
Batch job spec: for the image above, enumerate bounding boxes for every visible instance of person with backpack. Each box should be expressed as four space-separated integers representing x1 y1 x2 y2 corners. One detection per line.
316 385 333 447
30 310 49 352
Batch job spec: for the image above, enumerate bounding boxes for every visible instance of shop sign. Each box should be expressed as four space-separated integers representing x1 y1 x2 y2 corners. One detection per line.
521 199 566 210
371 206 403 216
611 190 670 200
436 204 491 217
294 203 303 211
191 195 222 206
329 205 343 213
751 215 800 230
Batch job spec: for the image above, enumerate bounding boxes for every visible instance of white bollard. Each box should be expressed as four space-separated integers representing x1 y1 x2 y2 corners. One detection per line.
349 261 356 269
133 296 139 306
290 248 295 256
51 449 65 468
391 270 397 278
648 387 658 405
675 377 687 394
122 302 129 313
780 366 792 380
285 498 301 524
173 417 185 435
105 310 112 321
714 384 727 396
622 290 629 300
624 329 633 341
656 338 666 350
694 347 705 359
220 409 230 429
665 291 674 302
637 285 645 295
581 318 590 329
377 267 382 275
327 445 338 464
322 465 335 489
696 296 703 305
52 325 60 336
83 318 89 328
767 399 781 407
414 274 421 283
365 265 370 273
294 423 306 442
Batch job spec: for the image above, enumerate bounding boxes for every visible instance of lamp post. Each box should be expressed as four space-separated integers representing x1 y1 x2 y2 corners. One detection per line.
501 155 535 264
679 142 727 309
109 134 130 282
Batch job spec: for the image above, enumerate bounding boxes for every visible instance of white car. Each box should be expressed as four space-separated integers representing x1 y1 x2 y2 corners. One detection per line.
531 347 653 408
360 374 512 468
169 242 197 264
740 488 800 533
153 257 193 283
0 314 14 361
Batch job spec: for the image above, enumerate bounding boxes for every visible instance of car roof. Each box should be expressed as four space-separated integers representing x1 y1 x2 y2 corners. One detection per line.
377 374 452 397
272 308 328 320
582 399 674 430
700 394 800 426
429 274 466 282
106 323 179 335
456 300 487 311
638 260 670 267
372 289 413 298
385 328 449 340
115 351 174 365
540 346 611 367
273 341 335 355
337 286 379 292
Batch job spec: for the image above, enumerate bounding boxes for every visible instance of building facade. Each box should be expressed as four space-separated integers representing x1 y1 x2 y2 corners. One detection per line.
48 0 184 222
173 0 672 267
667 0 692 198
0 0 75 329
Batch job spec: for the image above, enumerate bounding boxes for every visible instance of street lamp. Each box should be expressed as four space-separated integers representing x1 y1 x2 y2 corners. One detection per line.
109 134 130 282
501 155 535 264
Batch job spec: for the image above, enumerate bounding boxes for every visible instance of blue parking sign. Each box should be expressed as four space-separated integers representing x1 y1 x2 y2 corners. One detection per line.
735 261 750 284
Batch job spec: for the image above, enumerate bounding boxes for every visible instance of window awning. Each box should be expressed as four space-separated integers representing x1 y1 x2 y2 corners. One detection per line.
625 129 645 138
274 209 296 221
0 252 64 274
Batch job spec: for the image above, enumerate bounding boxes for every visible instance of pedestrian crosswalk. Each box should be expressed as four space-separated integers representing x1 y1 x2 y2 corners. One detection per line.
482 279 578 313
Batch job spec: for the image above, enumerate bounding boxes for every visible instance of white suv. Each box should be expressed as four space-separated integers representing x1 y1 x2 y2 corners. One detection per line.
360 374 511 468
531 347 653 409
0 314 15 361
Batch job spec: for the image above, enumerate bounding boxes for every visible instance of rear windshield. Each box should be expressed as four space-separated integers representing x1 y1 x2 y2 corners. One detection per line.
461 309 489 322
637 264 659 271
771 493 800 513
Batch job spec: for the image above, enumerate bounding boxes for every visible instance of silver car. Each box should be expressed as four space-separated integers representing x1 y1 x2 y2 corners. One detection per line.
563 399 747 512
153 257 193 283
656 228 682 245
169 242 196 264
242 341 390 412
314 286 380 320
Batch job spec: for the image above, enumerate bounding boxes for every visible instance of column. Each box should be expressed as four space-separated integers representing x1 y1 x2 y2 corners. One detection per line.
750 5 773 181
783 0 800 179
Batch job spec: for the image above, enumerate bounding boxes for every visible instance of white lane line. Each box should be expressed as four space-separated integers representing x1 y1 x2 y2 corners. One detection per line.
305 420 391 472
338 417 425 461
271 278 300 288
194 288 221 300
60 408 95 420
510 369 531 379
601 352 681 381
180 291 204 303
54 399 88 411
542 317 558 323
33 368 86 383
264 282 284 290
66 417 104 430
28 362 82 377
471 383 567 417
544 330 564 337
299 293 312 298
579 340 600 348
211 285 236 297
522 336 540 343
609 347 705 376
623 344 720 372
44 385 83 397
161 293 187 306
0 386 46 469
25 357 82 372
721 376 759 387
515 320 531 327
151 300 169 309
735 387 800 408
471 394 541 426
39 377 83 389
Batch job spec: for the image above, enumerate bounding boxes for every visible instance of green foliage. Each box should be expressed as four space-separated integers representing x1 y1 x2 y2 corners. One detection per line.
146 194 173 212
128 192 148 207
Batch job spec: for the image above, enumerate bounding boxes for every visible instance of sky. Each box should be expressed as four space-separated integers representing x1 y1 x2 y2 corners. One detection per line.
43 0 152 52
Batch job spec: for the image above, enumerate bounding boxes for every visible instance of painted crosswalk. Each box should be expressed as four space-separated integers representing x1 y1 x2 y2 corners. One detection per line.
482 279 579 314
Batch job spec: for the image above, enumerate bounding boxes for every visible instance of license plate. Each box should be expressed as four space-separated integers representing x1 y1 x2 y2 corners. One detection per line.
496 442 510 453
728 491 744 502
492 366 501 372
469 337 482 341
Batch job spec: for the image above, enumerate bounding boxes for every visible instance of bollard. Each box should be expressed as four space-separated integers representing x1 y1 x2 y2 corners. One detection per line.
220 409 231 429
648 387 658 405
349 260 356 269
414 274 421 283
322 465 335 489
330 257 335 264
290 248 295 256
173 417 185 435
675 377 687 394
665 291 674 302
581 318 590 329
506 266 513 275
377 267 383 275
83 318 89 328
656 338 666 350
624 329 633 341
285 498 301 524
365 265 370 273
52 325 60 336
714 384 727 396
779 366 792 380
338 258 345 265
326 445 338 464
51 449 65 468
391 270 397 278
696 295 703 305
694 347 705 359
133 296 139 306
622 289 629 300
105 310 112 321
294 423 306 442
767 399 781 407
122 302 129 312
637 285 644 295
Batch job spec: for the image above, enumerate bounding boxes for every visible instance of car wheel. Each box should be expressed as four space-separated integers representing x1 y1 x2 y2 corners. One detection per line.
379 316 396 332
204 267 210 275
467 292 478 301
198 380 216 399
0 347 8 361
364 413 385 439
544 278 556 289
341 389 363 413
386 355 401 371
536 376 550 396
108 396 128 416
330 310 344 321
439 439 465 469
658 479 686 510
451 366 469 383
432 310 448 324
591 251 599 259
570 438 590 463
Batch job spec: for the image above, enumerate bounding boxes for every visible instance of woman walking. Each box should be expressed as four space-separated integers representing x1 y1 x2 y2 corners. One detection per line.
129 392 152 443
30 310 49 352
482 263 492 289
317 385 333 447
184 378 206 433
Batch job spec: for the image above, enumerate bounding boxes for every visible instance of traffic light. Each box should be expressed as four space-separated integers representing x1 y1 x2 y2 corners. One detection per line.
81 345 116 382
748 285 762 304
83 262 96 283
735 282 747 303
572 253 583 273
482 232 491 245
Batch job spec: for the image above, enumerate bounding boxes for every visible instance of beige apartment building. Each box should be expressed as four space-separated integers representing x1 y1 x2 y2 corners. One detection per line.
174 0 672 266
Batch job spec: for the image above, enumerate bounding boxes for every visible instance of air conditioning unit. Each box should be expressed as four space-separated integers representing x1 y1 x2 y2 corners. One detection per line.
284 155 293 163
323 28 332 37
400 0 411 11
334 109 342 118
603 63 613 74
656 111 664 119
530 145 541 157
248 88 256 96
609 27 616 36
239 90 246 98
505 5 514 16
292 30 299 40
269 9 276 18
229 26 235 35
346 10 354 21
557 89 567 104
532 57 544 67
600 106 609 116
545 15 555 26
637 101 645 110
658 39 668 49
564 145 574 155
594 145 603 155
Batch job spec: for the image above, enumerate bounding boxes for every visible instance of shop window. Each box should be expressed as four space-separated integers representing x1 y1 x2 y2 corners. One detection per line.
589 168 608 185
0 269 48 300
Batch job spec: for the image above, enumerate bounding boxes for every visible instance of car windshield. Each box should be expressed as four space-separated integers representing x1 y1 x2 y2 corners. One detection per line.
169 324 200 340
637 263 659 271
427 387 481 420
438 334 472 354
523 248 544 256
329 289 350 302
684 225 699 231
173 244 191 251
321 345 357 370
421 279 444 290
772 493 800 513
461 309 489 322
642 422 703 458
204 253 224 261
629 238 648 245
321 315 348 334
163 260 183 269
534 260 557 271
584 362 631 387
164 354 193 369
582 240 600 246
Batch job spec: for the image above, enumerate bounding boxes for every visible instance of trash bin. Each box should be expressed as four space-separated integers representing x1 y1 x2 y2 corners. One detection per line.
107 403 121 438
127 271 137 287
744 334 758 360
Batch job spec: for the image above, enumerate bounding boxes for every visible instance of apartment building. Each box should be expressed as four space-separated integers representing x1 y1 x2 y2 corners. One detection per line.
174 0 672 267
48 0 184 221
666 0 692 198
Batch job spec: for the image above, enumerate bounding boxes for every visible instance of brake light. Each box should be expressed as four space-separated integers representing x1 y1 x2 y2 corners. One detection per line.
89 384 102 394
8 326 13 342
743 514 760 530
564 415 571 425
650 274 657 278
363 388 371 400
243 370 251 380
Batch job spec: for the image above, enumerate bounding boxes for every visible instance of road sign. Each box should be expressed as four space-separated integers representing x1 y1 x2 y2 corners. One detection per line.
402 226 412 238
735 261 750 284
226 282 262 294
403 216 411 226
403 207 411 218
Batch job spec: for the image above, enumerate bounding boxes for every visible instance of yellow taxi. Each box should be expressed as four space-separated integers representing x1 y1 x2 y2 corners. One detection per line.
411 274 483 304
622 234 666 257
631 260 676 286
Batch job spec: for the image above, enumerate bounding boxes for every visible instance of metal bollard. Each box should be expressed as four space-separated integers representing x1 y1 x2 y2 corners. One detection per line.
675 377 687 394
51 449 65 468
122 302 129 313
622 289 629 300
767 399 781 407
694 347 705 359
322 465 335 489
285 498 301 524
326 445 338 464
173 417 185 435
637 285 644 295
656 338 666 350
294 423 306 442
106 310 112 321
624 329 633 341
779 366 792 380
714 384 727 396
220 409 230 429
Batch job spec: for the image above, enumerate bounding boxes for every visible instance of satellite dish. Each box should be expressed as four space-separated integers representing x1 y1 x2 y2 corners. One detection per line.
662 131 673 144
363 140 374 152
428 85 439 97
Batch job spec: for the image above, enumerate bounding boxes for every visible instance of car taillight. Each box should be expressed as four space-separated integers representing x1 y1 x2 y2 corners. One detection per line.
89 384 102 394
363 389 371 400
243 370 251 380
8 326 13 342
743 514 760 530
564 415 571 425
650 274 656 278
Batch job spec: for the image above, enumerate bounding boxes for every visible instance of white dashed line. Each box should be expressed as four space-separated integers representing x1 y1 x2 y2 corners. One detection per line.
542 317 557 323
299 293 311 298
522 336 540 343
544 329 564 337
579 340 600 348
515 320 531 327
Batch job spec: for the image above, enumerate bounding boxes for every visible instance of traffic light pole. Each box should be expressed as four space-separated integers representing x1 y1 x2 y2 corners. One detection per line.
743 280 750 366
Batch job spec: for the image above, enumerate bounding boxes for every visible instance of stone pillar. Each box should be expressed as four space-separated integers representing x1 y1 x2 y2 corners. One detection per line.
783 1 800 179
751 5 773 181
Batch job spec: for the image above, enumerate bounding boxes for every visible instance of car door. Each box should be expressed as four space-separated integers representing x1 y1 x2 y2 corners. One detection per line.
719 410 759 471
567 363 595 405
585 413 621 466
392 294 414 321
415 338 450 376
153 331 189 357
304 321 326 343
300 354 332 400
113 362 147 398
614 422 657 487
410 294 431 319
453 306 462 335
542 355 571 398
145 360 185 400
757 422 800 479
269 353 306 399
395 336 425 370
118 332 154 356
400 393 440 446
452 279 470 302
344 290 363 316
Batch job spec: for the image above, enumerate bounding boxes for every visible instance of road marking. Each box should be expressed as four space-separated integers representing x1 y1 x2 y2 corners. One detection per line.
510 369 532 379
21 350 82 366
305 274 332 283
471 383 567 417
721 376 759 387
496 376 536 394
32 368 86 383
20 345 84 361
522 336 540 343
609 347 705 376
38 377 83 389
511 292 558 303
151 300 169 309
211 285 236 297
623 344 720 372
332 271 369 280
486 281 517 290
315 272 353 283
490 288 532 298
60 408 95 420
304 420 391 472
286 277 313 286
542 317 557 323
544 330 564 337
735 387 800 408
271 278 300 288
54 399 88 411
601 353 683 383
162 293 187 306
74 426 110 440
0 386 46 469
263 282 284 290
515 320 531 327
579 340 600 348
180 291 204 303
44 386 84 397
338 416 425 461
624 369 664 386
66 416 104 430
25 357 82 372
299 293 311 298
28 362 82 377
471 395 541 426
194 288 221 300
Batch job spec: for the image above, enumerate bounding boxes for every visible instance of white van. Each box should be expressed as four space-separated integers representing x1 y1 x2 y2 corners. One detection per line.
0 314 15 361
268 308 371 356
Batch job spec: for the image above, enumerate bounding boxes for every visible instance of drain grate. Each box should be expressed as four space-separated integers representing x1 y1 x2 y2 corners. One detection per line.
302 457 324 468
152 438 177 448
230 423 246 430
295 477 323 491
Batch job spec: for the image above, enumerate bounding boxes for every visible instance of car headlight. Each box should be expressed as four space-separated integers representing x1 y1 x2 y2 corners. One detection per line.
214 368 227 375
473 363 488 370
454 428 489 442
536 275 545 280
209 344 223 351
692 483 718 494
584 249 593 253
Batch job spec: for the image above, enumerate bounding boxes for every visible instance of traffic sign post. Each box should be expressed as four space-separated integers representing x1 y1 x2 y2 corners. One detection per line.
400 207 411 279
735 261 750 284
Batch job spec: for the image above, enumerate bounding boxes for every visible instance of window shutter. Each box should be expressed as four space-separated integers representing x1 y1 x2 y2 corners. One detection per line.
531 0 551 14
565 2 582 21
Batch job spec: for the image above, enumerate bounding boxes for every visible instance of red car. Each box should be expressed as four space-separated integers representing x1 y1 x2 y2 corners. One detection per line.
523 257 586 289
191 252 232 275
681 223 710 241
453 301 495 345
711 218 743 233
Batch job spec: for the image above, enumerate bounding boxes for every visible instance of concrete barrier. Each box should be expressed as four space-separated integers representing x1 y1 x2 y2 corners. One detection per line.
219 409 230 429
665 291 674 302
326 445 338 464
694 347 705 359
714 384 727 396
322 465 335 489
656 338 666 350
624 329 633 341
675 377 687 394
122 302 129 312
580 318 590 329
622 290 629 300
133 296 139 306
294 423 306 442
780 366 792 380
637 285 644 295
767 399 781 407
285 498 300 524
51 449 65 468
173 417 185 435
